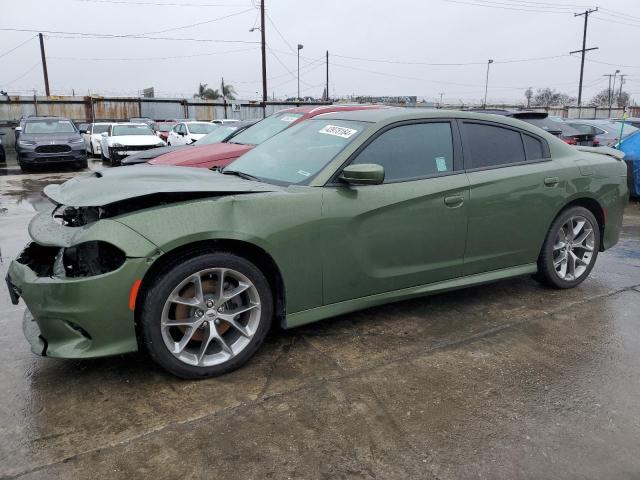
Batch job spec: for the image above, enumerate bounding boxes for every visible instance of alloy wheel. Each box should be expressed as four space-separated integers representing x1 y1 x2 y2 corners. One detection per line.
552 215 595 281
160 268 261 367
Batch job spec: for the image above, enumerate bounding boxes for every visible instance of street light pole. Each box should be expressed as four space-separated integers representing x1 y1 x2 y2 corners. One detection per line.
483 59 493 107
297 44 304 101
611 69 620 108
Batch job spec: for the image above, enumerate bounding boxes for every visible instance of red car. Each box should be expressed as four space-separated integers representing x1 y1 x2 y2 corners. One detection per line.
149 104 388 169
151 121 177 142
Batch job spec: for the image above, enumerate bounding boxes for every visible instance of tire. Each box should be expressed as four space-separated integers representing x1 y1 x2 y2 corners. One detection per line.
138 251 274 378
75 159 88 169
90 144 95 157
536 206 600 289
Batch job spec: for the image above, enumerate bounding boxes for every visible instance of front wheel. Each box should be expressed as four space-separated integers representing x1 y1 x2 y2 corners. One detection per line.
536 206 600 289
139 252 273 378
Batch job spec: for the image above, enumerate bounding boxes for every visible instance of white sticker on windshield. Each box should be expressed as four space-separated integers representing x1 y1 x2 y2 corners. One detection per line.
297 170 311 177
318 125 358 139
280 115 299 123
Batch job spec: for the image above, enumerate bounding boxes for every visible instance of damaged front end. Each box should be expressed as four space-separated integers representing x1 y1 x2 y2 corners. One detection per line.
7 202 160 359
8 166 281 359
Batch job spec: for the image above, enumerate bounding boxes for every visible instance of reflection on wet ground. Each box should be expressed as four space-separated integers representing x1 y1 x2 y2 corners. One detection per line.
0 166 639 479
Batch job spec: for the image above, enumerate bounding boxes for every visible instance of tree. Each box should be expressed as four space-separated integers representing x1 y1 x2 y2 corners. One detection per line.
531 88 576 107
221 84 237 101
524 87 533 108
194 83 220 100
590 88 630 107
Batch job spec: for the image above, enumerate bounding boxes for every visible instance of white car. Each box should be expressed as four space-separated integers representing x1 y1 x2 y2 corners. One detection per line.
167 121 218 146
100 123 165 165
211 119 241 125
82 122 112 157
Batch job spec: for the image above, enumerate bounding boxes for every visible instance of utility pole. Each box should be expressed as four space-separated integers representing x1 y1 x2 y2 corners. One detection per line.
611 69 620 108
326 50 329 102
260 0 267 117
571 8 598 112
439 92 444 107
483 59 493 108
297 44 304 101
618 74 627 106
603 74 614 106
221 77 227 118
38 33 50 96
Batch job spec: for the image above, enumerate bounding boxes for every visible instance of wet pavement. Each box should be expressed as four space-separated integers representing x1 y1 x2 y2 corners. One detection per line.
0 162 639 479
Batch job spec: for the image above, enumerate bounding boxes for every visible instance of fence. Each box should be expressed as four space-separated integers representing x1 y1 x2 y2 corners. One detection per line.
0 96 330 149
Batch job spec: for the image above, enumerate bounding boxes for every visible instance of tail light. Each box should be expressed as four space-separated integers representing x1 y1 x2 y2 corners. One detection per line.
593 138 600 147
564 137 577 145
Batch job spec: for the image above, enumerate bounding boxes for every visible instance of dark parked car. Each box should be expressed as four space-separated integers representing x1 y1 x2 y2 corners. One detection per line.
121 120 258 166
566 119 638 147
0 132 6 163
15 117 87 171
613 117 640 129
470 110 599 147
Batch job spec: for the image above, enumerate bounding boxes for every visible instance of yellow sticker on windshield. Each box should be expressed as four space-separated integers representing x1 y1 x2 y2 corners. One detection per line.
318 125 358 139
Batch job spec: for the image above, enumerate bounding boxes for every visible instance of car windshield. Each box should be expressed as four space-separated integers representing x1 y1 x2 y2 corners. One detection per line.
24 120 76 134
188 123 218 135
155 123 174 132
226 119 367 185
112 124 154 136
93 124 110 134
229 112 303 146
196 125 241 145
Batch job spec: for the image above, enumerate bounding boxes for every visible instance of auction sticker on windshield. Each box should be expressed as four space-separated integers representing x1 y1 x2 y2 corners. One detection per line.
280 116 300 122
318 125 358 139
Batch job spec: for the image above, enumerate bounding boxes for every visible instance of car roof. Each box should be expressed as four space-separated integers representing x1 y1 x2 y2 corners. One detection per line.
278 104 392 117
24 116 71 122
316 108 568 136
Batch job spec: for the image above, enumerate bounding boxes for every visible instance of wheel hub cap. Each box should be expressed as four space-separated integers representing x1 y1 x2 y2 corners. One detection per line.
552 215 595 281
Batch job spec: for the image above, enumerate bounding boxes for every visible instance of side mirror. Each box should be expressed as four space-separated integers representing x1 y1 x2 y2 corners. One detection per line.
14 126 22 132
340 164 385 185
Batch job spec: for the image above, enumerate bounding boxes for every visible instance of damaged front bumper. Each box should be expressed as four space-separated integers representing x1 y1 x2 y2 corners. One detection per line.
7 207 160 359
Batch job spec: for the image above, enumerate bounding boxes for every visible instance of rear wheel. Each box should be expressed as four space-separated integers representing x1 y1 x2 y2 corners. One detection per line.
536 206 600 289
139 252 273 378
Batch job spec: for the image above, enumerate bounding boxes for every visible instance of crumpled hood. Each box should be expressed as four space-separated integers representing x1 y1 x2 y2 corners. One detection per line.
149 142 253 168
43 165 280 207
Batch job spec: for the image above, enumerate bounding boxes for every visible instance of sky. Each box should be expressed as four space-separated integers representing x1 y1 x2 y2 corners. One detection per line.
1 0 639 105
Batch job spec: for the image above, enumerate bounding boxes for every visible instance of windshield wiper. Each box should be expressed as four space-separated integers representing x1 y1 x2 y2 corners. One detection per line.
221 169 261 182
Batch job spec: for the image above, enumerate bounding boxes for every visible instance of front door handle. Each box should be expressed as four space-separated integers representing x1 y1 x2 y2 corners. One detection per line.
544 176 560 187
444 195 464 208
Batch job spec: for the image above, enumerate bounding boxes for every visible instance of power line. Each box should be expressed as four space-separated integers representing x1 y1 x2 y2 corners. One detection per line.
440 0 580 14
138 7 254 35
265 12 296 54
0 28 259 44
75 0 249 6
1 63 40 87
49 46 259 61
0 35 37 60
331 52 569 66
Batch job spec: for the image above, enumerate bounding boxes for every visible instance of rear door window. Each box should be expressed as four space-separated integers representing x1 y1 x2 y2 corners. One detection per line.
522 134 546 161
351 122 455 183
464 123 526 169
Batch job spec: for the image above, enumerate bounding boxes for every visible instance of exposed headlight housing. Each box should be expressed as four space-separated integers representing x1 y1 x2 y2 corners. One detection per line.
53 241 126 278
69 137 84 144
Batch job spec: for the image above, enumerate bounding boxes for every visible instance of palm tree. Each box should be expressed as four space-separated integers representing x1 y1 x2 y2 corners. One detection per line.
194 83 220 100
222 84 237 100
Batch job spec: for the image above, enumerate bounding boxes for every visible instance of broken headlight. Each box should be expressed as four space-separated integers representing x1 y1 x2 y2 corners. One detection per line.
53 241 126 278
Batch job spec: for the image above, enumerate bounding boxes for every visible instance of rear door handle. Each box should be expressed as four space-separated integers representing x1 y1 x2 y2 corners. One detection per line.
544 176 560 187
444 195 464 207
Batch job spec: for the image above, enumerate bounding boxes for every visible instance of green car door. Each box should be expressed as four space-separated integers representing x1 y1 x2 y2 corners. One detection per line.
460 120 565 275
321 120 470 305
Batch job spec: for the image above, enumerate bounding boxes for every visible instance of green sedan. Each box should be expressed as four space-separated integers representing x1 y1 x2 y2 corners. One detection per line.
6 109 628 378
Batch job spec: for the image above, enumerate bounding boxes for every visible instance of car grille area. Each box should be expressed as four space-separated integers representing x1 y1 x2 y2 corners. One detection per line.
35 144 72 154
17 243 60 277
